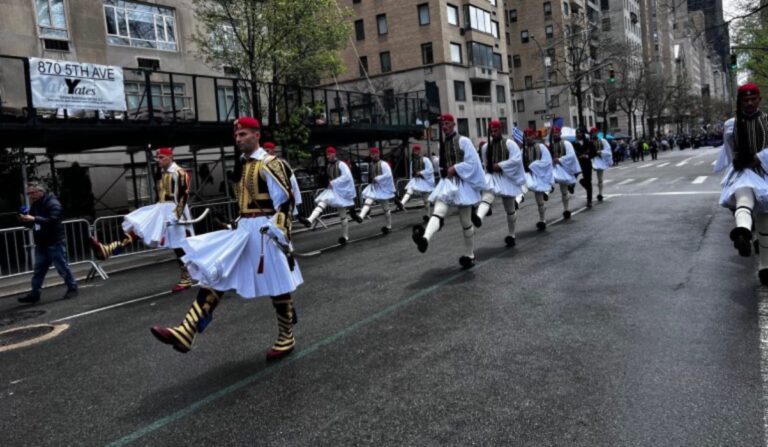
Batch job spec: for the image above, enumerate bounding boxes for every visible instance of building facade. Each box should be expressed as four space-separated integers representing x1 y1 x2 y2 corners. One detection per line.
332 0 514 142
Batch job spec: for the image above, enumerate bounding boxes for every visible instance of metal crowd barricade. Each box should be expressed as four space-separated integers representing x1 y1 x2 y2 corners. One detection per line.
0 220 107 281
0 226 34 279
63 219 108 280
91 215 164 261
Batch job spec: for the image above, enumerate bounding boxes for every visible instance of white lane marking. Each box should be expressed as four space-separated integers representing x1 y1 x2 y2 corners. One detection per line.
51 290 173 322
668 176 685 184
603 179 614 184
676 156 696 167
617 166 628 170
656 162 670 167
757 288 768 447
637 177 658 186
637 163 655 169
605 191 719 197
695 161 705 166
617 178 635 185
711 160 717 166
692 176 708 184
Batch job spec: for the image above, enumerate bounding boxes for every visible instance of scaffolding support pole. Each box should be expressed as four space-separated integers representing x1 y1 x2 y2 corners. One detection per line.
145 145 155 205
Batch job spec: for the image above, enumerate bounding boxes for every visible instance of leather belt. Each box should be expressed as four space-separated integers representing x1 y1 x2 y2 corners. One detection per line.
240 212 272 218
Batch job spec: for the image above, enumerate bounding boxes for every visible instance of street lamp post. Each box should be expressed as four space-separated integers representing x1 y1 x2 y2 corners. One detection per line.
530 35 551 122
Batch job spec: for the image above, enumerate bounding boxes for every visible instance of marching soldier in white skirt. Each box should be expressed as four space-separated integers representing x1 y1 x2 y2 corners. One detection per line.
358 147 397 234
549 126 581 219
715 83 768 284
473 120 526 247
89 147 194 293
397 144 435 223
411 113 487 268
522 128 555 230
299 146 362 244
151 117 303 360
590 128 612 202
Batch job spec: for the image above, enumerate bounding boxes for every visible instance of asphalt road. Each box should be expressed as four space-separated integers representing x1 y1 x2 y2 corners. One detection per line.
1 147 765 446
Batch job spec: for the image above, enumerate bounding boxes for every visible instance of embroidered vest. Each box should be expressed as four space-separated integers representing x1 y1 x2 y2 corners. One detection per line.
439 134 464 175
156 167 186 203
369 160 383 179
238 159 274 214
327 161 341 181
550 140 565 158
734 111 768 158
412 155 424 173
485 138 505 172
523 144 541 170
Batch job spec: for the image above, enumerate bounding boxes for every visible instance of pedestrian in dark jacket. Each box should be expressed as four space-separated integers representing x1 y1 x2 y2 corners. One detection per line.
18 182 78 303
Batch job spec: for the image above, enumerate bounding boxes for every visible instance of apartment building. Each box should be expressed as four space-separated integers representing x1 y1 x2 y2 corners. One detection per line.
505 0 602 132
600 0 643 135
333 0 514 142
0 0 234 214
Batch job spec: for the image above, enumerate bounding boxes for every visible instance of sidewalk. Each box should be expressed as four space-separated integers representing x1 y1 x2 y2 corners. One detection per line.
0 250 177 299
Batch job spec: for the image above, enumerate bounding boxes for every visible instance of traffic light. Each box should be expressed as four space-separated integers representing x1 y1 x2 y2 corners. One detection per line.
730 53 737 70
608 69 615 83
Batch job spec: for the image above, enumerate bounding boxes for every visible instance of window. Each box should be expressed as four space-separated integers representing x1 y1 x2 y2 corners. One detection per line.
525 76 533 89
421 43 433 65
563 1 569 15
506 32 510 45
509 9 517 23
137 58 160 70
499 117 508 134
545 24 554 38
104 0 177 51
125 81 189 111
43 39 69 51
493 53 502 70
544 2 552 16
377 14 388 35
517 99 525 112
507 55 512 70
464 5 495 36
521 30 529 43
36 0 69 40
547 47 556 58
457 118 469 136
550 95 559 107
513 55 521 68
602 17 611 31
216 86 250 121
468 42 496 68
355 19 365 40
447 4 459 25
496 85 506 103
454 81 466 101
450 42 462 63
418 3 430 26
359 56 368 77
601 0 609 10
609 116 619 128
379 51 391 72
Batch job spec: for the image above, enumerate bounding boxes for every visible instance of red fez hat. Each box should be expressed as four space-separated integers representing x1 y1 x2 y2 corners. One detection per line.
590 127 599 135
156 147 173 156
440 113 455 123
370 147 380 154
489 120 502 129
524 128 537 137
738 83 760 97
412 144 421 152
326 146 336 154
234 116 260 130
551 126 562 132
262 142 276 150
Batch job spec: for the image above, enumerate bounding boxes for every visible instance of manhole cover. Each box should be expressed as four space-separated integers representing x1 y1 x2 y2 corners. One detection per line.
0 324 68 353
0 310 46 327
